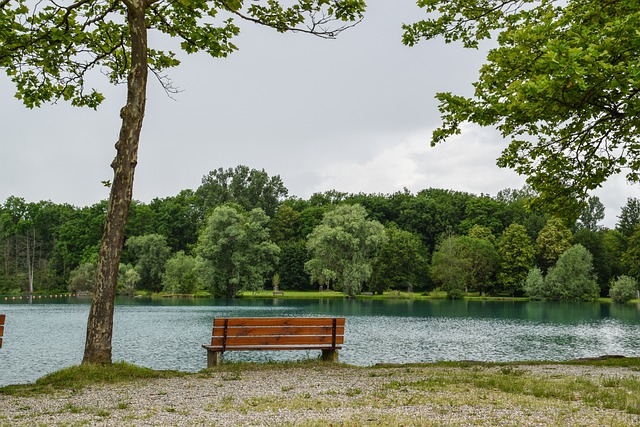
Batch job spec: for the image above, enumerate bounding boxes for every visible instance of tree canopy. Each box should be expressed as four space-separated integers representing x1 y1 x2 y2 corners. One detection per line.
305 203 386 297
196 204 280 297
404 0 640 218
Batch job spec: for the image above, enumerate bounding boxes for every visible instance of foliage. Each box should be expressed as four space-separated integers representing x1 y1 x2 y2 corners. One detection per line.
609 276 638 304
572 228 609 295
275 239 311 291
523 267 545 300
535 218 572 271
305 204 386 297
196 166 288 218
431 234 499 297
467 224 496 245
125 234 171 292
497 223 534 296
369 225 429 294
621 225 640 281
68 263 97 293
601 229 626 285
148 191 201 253
404 0 640 218
617 198 640 238
117 264 140 296
196 204 280 297
2 183 638 300
161 251 201 295
543 244 600 301
575 196 605 232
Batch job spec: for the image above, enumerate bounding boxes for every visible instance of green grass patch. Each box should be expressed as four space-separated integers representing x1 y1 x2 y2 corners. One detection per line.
0 361 185 397
382 364 640 415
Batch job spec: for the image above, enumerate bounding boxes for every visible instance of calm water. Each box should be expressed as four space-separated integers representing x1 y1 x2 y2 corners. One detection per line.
1 297 640 386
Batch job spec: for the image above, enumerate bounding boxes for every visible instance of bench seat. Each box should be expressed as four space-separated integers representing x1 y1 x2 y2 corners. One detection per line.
203 317 345 367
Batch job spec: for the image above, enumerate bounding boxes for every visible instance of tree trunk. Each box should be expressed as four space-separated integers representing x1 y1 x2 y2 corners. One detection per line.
82 3 148 365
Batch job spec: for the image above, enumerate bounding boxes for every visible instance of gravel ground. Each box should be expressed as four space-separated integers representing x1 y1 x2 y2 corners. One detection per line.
1 363 640 426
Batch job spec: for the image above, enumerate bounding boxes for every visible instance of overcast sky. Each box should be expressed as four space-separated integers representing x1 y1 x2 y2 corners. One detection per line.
1 0 639 228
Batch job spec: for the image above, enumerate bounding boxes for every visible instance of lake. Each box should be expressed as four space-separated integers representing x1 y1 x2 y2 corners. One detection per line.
1 296 640 386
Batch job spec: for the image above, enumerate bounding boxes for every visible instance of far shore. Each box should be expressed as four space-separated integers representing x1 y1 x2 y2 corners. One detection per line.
3 289 639 305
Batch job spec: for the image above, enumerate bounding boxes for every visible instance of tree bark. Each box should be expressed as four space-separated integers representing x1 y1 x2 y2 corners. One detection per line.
82 2 148 364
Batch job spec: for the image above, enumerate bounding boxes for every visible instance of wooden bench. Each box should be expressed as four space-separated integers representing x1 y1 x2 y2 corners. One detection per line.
0 314 5 349
203 317 345 367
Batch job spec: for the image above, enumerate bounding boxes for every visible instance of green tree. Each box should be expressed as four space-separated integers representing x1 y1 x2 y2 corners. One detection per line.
2 0 364 364
197 205 280 297
125 234 171 292
369 225 429 294
68 263 97 293
536 218 572 271
196 166 289 217
275 240 311 291
497 223 534 296
467 224 496 245
617 197 640 238
148 191 201 253
575 196 605 232
404 1 640 218
431 234 499 298
621 226 640 281
117 264 140 296
609 276 638 304
602 229 626 287
305 204 386 297
270 204 302 244
545 244 599 302
523 267 545 300
162 251 201 295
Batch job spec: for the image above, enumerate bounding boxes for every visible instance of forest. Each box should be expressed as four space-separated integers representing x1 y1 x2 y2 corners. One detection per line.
1 165 639 302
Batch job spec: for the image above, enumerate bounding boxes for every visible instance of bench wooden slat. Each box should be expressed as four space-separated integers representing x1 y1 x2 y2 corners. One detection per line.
204 344 342 352
209 334 344 348
212 325 344 337
213 317 345 327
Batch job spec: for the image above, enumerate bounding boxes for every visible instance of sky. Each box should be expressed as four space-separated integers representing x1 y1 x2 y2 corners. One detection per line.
1 0 639 228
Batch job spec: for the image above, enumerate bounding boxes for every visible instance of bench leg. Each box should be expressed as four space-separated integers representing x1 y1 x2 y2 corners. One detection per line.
321 349 339 363
207 351 223 368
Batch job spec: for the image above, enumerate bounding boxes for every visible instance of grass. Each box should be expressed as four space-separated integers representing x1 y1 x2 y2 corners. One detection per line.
0 361 185 397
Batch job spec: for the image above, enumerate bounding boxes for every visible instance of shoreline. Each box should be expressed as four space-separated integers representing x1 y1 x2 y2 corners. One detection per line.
2 361 640 426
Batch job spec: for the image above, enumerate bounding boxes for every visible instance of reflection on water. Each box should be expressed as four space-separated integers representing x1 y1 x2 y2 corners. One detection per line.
1 297 639 386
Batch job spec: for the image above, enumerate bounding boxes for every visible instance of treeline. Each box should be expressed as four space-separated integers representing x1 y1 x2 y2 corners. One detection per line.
1 165 639 300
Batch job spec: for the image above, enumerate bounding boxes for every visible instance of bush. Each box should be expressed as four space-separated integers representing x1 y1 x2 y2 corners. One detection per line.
609 276 638 304
524 267 545 300
545 244 599 301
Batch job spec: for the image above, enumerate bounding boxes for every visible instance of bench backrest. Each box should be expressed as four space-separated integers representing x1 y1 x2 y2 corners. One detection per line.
209 317 345 352
0 314 5 349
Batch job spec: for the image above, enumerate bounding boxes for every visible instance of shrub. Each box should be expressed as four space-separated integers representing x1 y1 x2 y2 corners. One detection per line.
545 244 599 301
524 267 545 300
609 276 638 304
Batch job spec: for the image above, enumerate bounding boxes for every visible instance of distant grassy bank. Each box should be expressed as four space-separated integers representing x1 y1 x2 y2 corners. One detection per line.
139 289 638 304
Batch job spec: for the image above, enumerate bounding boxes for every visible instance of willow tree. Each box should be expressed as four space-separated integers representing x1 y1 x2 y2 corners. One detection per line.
404 1 640 218
1 0 365 364
305 204 386 297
